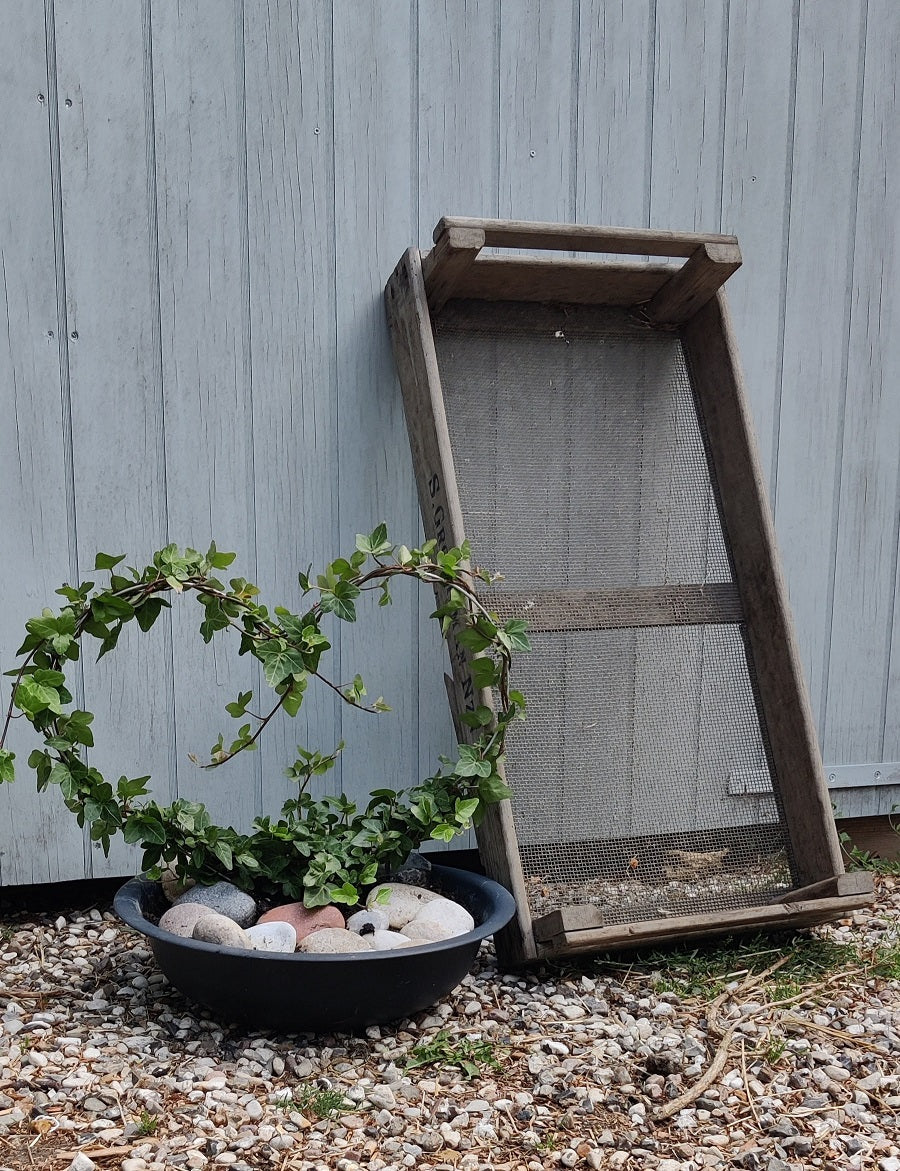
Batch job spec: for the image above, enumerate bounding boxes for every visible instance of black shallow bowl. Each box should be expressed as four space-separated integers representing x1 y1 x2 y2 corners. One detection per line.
114 864 516 1033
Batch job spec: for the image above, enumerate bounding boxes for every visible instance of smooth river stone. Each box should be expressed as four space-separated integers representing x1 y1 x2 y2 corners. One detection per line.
246 921 297 953
345 908 389 935
257 902 345 942
173 881 256 927
158 904 215 939
409 897 474 939
401 918 455 944
192 912 252 949
299 928 375 954
160 866 196 903
365 882 441 929
369 929 416 951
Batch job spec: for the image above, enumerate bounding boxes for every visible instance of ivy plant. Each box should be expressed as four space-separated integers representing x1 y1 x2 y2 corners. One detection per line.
0 527 528 907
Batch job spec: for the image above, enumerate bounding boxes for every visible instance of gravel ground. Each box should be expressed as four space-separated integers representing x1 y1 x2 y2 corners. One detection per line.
0 876 897 1171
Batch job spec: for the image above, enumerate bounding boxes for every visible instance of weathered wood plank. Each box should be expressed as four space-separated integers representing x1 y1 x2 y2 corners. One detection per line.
149 0 258 835
498 1 576 224
826 0 900 767
446 256 672 305
0 0 87 884
332 1 422 803
416 0 499 849
385 248 537 965
650 0 728 235
682 293 845 884
774 3 868 741
242 0 341 814
54 0 173 878
438 217 738 258
720 0 798 488
422 225 485 314
646 242 742 325
536 893 875 956
575 0 654 229
485 584 744 631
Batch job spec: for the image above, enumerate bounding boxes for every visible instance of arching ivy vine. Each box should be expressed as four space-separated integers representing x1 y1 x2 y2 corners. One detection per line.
0 527 528 906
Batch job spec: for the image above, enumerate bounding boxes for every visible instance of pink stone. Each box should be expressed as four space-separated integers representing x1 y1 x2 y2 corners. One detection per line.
257 902 345 942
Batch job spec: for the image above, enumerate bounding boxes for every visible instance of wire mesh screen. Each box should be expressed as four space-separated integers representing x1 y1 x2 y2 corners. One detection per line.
433 301 796 926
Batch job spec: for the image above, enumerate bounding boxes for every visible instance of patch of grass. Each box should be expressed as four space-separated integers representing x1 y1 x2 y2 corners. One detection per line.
407 1029 504 1080
607 932 864 1003
869 942 900 981
536 1132 558 1152
276 1085 347 1119
762 1036 787 1064
136 1110 158 1137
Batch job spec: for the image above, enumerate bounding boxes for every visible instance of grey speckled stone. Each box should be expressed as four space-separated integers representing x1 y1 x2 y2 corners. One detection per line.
173 880 257 927
158 903 215 938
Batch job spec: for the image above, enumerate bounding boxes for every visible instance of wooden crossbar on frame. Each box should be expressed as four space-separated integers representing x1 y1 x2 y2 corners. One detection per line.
385 217 873 967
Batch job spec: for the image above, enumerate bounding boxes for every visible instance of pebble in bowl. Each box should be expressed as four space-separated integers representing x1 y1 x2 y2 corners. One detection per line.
114 863 516 1033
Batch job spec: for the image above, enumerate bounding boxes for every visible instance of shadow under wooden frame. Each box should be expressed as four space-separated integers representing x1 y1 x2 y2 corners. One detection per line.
385 217 873 968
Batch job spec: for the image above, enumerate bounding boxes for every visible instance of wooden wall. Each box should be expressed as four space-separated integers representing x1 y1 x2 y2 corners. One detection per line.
1 0 897 884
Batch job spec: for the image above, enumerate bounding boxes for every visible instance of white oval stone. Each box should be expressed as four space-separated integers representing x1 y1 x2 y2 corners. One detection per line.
369 930 415 951
401 919 454 943
246 921 297 953
409 897 474 938
365 882 441 929
346 908 389 934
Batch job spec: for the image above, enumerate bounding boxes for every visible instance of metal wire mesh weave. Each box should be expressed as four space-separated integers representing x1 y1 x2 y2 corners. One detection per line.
434 301 796 925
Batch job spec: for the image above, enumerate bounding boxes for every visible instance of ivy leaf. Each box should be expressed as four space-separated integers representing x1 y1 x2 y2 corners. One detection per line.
455 797 480 822
478 774 513 804
355 523 392 557
0 750 14 784
94 552 126 571
326 882 359 906
211 839 234 869
14 677 62 717
470 656 500 690
429 823 457 843
320 579 360 623
225 690 253 718
501 618 531 652
256 643 306 688
135 596 168 633
453 744 492 779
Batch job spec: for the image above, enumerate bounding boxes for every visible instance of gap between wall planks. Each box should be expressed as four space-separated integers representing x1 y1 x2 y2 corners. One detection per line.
386 216 873 968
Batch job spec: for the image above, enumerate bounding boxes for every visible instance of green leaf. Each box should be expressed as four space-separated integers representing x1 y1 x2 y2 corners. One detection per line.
0 750 15 784
501 618 531 652
14 677 62 717
460 705 493 729
430 823 457 843
225 690 253 718
211 839 234 869
470 657 500 690
478 774 513 804
256 643 306 688
355 523 392 557
453 745 492 779
327 882 359 906
455 797 480 822
94 552 126 571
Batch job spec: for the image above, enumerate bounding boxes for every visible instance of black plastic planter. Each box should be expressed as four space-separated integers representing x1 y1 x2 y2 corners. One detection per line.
114 864 516 1033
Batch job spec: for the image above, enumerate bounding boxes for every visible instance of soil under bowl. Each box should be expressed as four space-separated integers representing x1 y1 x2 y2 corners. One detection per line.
114 864 516 1032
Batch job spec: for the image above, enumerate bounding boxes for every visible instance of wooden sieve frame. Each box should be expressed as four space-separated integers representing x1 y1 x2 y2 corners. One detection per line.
385 217 873 967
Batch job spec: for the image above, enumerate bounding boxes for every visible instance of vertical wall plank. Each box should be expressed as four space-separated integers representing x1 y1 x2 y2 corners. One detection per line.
332 0 421 797
0 0 86 883
243 2 341 815
54 0 172 876
650 0 728 233
416 0 499 845
720 0 798 488
499 0 577 223
147 1 259 833
774 2 867 739
827 0 900 765
576 0 653 227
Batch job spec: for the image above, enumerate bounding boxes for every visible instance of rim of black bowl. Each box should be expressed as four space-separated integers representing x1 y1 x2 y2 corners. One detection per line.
114 864 516 963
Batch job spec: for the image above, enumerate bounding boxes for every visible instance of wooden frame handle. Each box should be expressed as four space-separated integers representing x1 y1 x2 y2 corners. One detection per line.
423 217 742 320
433 215 738 259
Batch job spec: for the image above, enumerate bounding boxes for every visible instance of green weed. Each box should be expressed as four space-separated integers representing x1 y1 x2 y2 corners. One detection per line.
136 1110 158 1137
407 1029 504 1079
276 1085 348 1119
